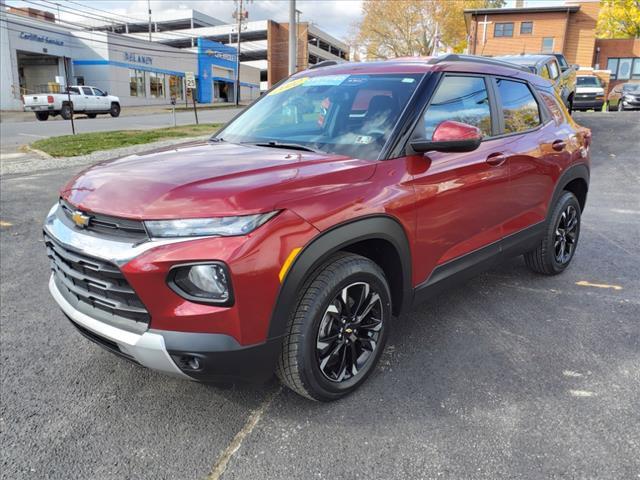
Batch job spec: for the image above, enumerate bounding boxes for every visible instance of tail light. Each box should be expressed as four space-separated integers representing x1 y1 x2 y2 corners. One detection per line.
47 95 54 103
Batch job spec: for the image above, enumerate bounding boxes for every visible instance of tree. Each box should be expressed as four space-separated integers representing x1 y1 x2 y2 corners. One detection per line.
596 0 640 38
356 0 506 59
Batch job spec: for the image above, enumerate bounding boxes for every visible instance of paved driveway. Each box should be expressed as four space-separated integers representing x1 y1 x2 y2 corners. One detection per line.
1 112 638 479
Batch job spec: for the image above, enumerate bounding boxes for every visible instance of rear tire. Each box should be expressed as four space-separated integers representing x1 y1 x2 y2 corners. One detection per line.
87 113 97 118
110 103 121 117
276 252 391 401
60 103 72 120
35 112 49 121
524 191 581 275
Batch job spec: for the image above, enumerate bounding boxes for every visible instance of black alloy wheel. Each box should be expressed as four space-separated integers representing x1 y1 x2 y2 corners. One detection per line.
60 103 72 120
316 282 383 383
110 103 121 117
524 190 581 275
554 204 578 265
277 252 391 401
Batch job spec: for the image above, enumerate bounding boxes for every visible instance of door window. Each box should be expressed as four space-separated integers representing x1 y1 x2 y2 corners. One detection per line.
548 61 560 80
81 87 94 95
93 88 105 96
420 76 492 140
495 79 541 134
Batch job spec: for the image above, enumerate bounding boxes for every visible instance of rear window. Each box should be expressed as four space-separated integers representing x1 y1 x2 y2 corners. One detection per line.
495 79 541 134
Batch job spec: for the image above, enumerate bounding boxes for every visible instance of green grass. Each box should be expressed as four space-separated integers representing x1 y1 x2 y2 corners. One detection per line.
32 123 222 157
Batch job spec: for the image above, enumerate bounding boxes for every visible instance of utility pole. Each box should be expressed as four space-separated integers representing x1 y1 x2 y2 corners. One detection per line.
233 0 248 106
147 0 152 42
288 0 297 75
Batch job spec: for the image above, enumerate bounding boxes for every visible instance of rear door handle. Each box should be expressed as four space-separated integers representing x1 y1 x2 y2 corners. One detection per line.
486 152 507 167
552 140 567 151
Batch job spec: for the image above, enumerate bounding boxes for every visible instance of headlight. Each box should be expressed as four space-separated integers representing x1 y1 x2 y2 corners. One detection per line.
145 212 278 238
169 263 232 304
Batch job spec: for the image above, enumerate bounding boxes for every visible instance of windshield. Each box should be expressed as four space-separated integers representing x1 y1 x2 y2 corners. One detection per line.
622 83 640 92
577 76 601 87
216 73 422 160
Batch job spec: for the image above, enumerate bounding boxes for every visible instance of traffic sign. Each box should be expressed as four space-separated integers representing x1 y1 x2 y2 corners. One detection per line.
185 72 196 90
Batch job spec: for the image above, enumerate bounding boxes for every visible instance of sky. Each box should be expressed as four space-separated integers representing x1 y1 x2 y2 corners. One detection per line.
5 0 566 42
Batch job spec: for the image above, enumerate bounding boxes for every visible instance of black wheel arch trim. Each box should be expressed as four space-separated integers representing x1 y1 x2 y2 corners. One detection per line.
548 162 590 217
267 214 413 340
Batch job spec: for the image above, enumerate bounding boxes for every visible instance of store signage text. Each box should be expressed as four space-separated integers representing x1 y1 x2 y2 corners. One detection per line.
124 52 153 65
206 49 236 62
20 32 64 46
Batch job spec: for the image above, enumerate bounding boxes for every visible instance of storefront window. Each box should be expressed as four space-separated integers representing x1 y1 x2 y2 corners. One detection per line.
129 69 145 97
150 72 165 98
169 75 184 100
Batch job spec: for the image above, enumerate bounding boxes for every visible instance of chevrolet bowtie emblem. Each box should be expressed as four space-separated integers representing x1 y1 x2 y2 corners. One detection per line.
71 211 91 228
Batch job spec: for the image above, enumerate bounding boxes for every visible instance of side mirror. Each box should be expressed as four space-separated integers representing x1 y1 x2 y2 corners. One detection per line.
572 64 579 71
103 91 108 96
410 120 483 154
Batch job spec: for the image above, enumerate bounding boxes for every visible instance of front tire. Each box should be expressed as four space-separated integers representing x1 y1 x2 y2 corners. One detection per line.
87 113 97 118
524 191 581 275
276 252 391 401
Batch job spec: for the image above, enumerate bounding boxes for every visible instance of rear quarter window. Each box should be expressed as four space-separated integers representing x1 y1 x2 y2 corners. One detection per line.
540 91 564 124
496 79 541 134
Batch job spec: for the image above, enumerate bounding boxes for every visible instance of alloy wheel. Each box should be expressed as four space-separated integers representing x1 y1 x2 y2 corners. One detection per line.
315 282 384 383
554 205 578 264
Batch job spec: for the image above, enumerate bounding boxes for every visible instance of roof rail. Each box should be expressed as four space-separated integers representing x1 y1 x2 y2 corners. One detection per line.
309 60 341 70
427 54 532 73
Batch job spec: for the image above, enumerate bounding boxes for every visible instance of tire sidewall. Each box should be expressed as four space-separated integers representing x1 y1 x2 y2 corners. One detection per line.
297 261 392 401
60 104 72 120
110 103 120 117
546 192 581 273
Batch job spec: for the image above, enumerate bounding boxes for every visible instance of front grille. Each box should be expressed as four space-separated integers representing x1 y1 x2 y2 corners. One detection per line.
60 199 148 241
45 233 150 324
577 93 596 101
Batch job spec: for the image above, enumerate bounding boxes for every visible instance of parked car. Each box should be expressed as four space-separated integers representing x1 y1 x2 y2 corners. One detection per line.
495 54 576 112
607 82 640 111
574 76 605 111
23 86 121 121
44 54 591 401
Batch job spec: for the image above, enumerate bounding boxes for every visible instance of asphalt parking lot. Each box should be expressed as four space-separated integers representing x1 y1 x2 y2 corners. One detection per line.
1 112 639 480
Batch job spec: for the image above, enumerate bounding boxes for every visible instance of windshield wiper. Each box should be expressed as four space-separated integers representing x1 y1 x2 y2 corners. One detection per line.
248 141 323 154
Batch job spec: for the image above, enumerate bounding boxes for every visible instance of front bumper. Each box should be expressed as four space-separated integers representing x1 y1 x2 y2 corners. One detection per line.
573 99 604 110
50 274 282 382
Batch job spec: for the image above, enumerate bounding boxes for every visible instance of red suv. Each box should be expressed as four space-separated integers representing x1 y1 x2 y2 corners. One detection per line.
45 55 591 401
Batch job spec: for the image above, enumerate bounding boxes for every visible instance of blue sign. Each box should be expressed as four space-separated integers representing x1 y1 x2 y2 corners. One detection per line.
20 32 64 46
124 52 153 65
197 38 238 103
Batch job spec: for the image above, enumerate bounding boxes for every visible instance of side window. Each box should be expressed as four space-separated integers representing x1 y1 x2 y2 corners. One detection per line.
420 76 492 140
496 79 541 134
67 87 80 95
81 87 94 96
93 88 105 96
548 61 560 80
540 65 551 80
540 91 564 124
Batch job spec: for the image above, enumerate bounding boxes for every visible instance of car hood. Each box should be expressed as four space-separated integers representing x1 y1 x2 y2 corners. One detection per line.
576 86 603 94
61 141 373 219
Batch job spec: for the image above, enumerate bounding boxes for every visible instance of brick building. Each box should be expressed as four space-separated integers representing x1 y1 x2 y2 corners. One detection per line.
465 1 601 66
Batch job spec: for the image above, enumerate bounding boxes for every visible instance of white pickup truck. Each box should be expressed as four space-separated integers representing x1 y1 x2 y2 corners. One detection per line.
23 86 121 121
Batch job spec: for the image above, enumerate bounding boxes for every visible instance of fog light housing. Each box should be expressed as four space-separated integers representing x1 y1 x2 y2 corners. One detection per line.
168 262 233 305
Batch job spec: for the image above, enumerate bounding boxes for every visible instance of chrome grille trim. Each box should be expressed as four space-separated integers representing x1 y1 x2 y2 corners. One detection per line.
45 232 150 323
59 199 148 240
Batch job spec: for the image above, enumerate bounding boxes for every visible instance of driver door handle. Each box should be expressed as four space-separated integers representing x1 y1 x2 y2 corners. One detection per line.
486 152 507 167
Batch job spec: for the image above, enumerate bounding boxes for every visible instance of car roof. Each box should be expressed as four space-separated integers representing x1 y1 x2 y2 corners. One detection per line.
294 55 546 87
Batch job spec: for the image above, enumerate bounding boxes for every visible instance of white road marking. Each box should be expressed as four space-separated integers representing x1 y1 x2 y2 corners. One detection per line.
563 370 583 378
18 133 46 138
207 386 281 480
611 208 640 215
569 390 595 397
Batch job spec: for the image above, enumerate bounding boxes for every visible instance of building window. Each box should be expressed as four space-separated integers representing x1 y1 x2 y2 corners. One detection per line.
129 69 145 97
541 37 554 53
168 75 183 100
520 21 533 34
607 58 640 80
494 22 514 37
150 72 165 98
495 79 541 134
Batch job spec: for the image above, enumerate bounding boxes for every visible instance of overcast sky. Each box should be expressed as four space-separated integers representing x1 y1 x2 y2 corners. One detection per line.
6 0 565 42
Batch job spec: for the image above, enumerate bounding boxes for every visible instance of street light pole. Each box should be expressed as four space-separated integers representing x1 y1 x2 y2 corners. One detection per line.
288 0 297 75
234 0 243 106
147 0 152 42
